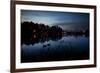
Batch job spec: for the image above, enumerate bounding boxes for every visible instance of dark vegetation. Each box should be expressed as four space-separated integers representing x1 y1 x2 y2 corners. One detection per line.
21 22 62 45
21 21 89 45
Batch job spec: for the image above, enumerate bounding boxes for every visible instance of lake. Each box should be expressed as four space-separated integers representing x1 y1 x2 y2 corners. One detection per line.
21 35 89 63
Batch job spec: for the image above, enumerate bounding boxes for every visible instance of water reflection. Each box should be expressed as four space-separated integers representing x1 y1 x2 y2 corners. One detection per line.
21 34 89 63
22 35 62 45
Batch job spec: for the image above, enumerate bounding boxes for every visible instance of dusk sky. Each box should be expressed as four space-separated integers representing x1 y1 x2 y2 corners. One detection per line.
21 10 89 31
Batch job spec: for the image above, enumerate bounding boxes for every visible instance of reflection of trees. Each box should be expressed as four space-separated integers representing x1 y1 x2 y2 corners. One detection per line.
21 21 89 45
21 22 62 45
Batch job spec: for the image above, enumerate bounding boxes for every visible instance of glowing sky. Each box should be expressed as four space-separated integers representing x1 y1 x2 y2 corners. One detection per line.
21 10 89 31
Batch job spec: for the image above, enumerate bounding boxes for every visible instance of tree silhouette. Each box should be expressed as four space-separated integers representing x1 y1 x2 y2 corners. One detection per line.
21 21 63 45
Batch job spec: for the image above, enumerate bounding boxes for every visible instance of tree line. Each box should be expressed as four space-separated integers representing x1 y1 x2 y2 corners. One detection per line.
21 21 62 44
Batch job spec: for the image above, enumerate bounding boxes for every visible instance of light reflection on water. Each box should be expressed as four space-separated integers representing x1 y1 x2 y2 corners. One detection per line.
21 36 89 63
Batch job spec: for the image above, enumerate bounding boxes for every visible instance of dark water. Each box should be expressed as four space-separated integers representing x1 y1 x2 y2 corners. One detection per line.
21 35 89 63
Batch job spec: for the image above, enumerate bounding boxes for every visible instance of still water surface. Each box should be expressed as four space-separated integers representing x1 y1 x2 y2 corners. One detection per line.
21 35 89 63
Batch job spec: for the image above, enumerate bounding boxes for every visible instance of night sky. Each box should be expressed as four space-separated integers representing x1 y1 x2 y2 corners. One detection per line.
21 10 89 31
